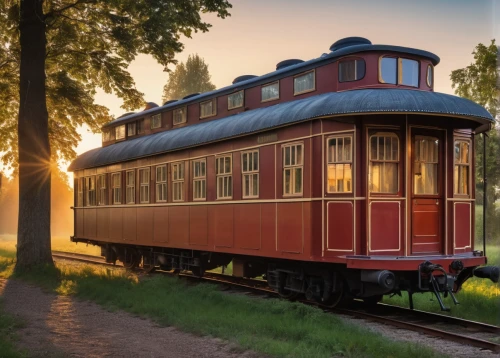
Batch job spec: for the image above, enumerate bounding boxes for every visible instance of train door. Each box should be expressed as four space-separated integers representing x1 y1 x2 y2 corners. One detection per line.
410 129 444 254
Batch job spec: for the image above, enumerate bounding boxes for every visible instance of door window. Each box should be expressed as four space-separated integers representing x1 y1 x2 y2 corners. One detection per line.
413 136 439 195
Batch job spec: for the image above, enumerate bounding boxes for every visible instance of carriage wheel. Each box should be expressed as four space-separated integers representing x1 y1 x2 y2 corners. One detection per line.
122 249 140 270
319 285 344 308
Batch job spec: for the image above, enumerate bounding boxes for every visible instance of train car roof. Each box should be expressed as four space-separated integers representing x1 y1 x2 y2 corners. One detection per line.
102 41 441 129
69 89 493 171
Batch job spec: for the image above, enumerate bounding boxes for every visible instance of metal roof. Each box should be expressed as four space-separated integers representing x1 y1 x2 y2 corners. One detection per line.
69 89 493 171
102 42 441 129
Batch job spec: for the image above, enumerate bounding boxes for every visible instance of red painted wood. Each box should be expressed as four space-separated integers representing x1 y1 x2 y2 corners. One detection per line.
369 201 401 253
454 203 471 251
96 208 110 239
168 206 189 246
260 204 276 254
277 202 303 254
109 208 123 240
411 199 441 254
76 210 84 237
189 206 208 246
153 207 169 243
234 204 260 250
259 145 275 199
123 208 137 242
327 201 354 252
83 208 97 239
211 205 234 248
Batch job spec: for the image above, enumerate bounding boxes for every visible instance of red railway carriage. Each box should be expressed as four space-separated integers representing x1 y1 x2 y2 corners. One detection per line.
69 37 498 310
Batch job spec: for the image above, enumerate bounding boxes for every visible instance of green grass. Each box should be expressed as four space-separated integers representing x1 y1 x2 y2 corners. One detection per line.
0 300 25 358
383 246 500 325
0 254 443 358
0 235 101 256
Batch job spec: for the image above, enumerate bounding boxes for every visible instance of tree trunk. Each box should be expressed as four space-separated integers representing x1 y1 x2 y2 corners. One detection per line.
16 0 53 271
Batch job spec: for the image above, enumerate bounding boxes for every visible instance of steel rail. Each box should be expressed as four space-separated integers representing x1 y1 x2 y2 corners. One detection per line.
51 251 500 353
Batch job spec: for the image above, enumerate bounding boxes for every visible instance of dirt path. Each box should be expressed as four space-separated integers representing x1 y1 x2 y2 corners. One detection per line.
0 278 260 358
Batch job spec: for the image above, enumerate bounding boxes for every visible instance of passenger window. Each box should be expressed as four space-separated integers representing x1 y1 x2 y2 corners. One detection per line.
126 170 135 204
139 168 150 203
216 156 232 199
294 71 315 95
261 82 279 102
172 162 185 202
369 133 399 193
283 143 303 196
193 159 206 200
111 173 122 204
327 136 352 193
414 136 439 195
399 59 419 87
241 150 259 198
454 141 470 195
156 165 167 202
228 90 244 110
339 60 365 82
379 57 397 84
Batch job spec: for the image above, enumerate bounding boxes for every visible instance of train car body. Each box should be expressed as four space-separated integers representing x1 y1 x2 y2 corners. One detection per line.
69 37 498 310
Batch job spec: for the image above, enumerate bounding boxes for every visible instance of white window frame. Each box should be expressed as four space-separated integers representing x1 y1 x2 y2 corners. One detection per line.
172 162 184 202
85 176 96 207
115 125 125 140
139 168 150 204
216 155 232 199
111 172 122 204
151 114 161 129
173 107 187 125
127 122 136 136
293 70 315 96
261 81 279 102
282 143 304 196
369 132 400 194
241 150 259 199
77 177 84 207
155 165 167 202
97 174 106 205
200 99 216 119
193 159 207 201
327 135 353 193
454 139 471 196
228 90 244 110
126 170 135 204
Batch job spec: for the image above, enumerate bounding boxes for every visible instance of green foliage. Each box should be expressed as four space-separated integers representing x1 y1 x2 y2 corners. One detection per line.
162 54 216 102
0 0 231 168
450 40 500 239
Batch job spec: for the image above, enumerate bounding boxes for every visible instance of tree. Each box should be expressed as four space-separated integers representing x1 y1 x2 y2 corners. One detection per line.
1 0 231 270
162 54 216 102
450 40 500 241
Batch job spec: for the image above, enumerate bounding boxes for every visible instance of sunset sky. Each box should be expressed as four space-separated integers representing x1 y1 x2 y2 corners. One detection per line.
3 0 500 179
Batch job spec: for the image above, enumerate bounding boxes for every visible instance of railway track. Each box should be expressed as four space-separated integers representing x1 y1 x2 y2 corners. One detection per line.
52 251 500 354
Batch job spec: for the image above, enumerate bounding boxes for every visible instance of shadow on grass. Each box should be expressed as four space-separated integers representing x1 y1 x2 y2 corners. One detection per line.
9 263 444 358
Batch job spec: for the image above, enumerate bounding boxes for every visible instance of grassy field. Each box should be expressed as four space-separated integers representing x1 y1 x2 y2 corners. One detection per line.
383 246 500 325
0 249 444 358
0 235 100 256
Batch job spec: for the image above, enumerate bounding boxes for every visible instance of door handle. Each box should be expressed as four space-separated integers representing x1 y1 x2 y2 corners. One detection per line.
436 200 439 205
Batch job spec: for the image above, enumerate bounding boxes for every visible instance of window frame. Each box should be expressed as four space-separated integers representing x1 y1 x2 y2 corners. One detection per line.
115 125 126 140
368 132 400 195
282 143 304 197
126 170 135 204
173 107 187 126
97 174 106 206
77 177 84 207
151 114 162 129
137 119 145 134
200 98 217 119
171 162 185 202
326 135 353 194
378 56 420 87
193 159 207 201
216 155 232 199
398 58 419 88
85 176 96 207
228 90 244 110
453 139 471 197
241 150 259 199
127 122 137 137
338 59 366 83
111 172 122 205
426 65 433 88
261 81 280 102
139 167 150 204
155 165 167 202
293 70 316 96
